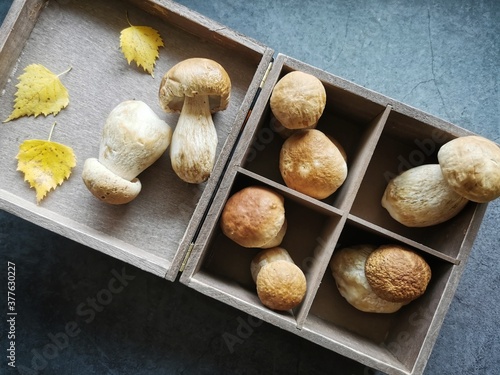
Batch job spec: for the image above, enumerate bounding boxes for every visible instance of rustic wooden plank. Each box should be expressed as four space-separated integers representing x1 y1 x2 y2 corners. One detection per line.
0 189 171 276
0 0 45 90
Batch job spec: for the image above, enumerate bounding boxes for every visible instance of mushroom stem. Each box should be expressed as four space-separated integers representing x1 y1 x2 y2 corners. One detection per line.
170 95 218 183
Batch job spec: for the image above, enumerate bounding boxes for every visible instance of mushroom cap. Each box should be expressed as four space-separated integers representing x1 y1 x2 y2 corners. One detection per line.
250 247 294 283
82 158 142 205
221 186 286 248
438 135 500 203
256 260 307 311
270 71 326 130
365 245 431 304
159 57 231 113
279 129 347 199
381 164 469 227
330 245 405 313
99 100 172 181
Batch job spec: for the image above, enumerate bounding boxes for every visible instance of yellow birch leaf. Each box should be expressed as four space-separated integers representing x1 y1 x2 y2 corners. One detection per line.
120 18 164 76
16 124 76 204
4 64 71 123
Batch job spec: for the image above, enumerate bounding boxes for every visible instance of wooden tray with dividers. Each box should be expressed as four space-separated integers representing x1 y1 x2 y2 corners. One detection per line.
0 1 493 374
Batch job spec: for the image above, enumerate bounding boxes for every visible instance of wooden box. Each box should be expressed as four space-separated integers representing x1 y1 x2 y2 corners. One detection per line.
0 1 490 374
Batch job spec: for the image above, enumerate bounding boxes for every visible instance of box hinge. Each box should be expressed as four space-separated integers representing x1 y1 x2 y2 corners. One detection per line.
179 242 195 272
240 59 273 129
260 60 273 89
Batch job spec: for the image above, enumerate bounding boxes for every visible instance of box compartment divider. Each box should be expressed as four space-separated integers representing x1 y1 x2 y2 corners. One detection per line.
346 214 460 265
335 105 392 211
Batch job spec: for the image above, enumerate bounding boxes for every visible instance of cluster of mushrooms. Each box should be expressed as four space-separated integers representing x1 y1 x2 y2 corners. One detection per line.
331 135 500 313
82 57 231 204
219 71 352 311
217 69 349 312
81 58 500 315
382 135 500 227
271 71 348 200
220 185 306 311
221 70 500 314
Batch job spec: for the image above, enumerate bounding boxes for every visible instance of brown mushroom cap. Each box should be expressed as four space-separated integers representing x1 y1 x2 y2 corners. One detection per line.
365 245 431 304
330 245 405 313
438 135 500 203
159 57 231 114
256 260 307 311
280 129 347 199
381 164 468 227
270 71 326 130
220 186 286 248
82 158 142 205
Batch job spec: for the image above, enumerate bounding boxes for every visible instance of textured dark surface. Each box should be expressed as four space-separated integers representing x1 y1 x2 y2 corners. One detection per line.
1 0 499 374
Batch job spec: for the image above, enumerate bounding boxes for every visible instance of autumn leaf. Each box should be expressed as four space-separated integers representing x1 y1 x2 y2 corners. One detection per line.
4 64 71 123
120 15 164 76
17 123 76 204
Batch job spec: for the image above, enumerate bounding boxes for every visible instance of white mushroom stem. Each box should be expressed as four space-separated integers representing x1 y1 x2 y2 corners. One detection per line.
170 95 218 184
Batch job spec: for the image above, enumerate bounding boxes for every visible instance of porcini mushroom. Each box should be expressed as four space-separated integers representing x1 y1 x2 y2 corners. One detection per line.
270 71 326 130
251 247 307 311
381 164 468 227
82 100 172 204
364 245 431 304
330 244 431 313
220 186 287 249
158 58 231 184
279 129 347 199
437 135 500 203
330 244 404 313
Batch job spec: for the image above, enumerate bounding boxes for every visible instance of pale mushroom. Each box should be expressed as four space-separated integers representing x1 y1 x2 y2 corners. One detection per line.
381 164 468 227
82 158 142 205
220 186 287 249
330 244 431 313
279 129 347 199
330 244 405 313
82 100 172 204
252 247 307 311
159 58 231 184
270 71 326 130
438 135 500 203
